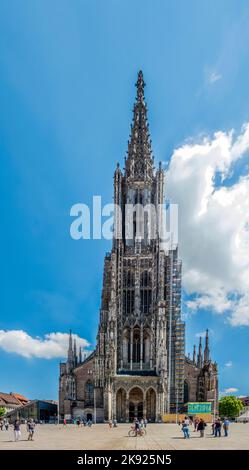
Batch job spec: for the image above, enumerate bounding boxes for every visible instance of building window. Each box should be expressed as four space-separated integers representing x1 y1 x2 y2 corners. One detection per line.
140 271 152 314
123 269 135 315
85 381 94 406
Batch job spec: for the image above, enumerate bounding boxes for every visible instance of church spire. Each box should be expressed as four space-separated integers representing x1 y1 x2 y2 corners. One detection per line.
125 71 154 182
74 338 77 367
79 346 82 364
204 329 210 363
193 344 196 364
67 329 74 370
197 337 203 369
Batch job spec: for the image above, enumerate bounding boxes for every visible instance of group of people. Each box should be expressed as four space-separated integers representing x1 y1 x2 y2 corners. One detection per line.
180 416 230 439
211 418 230 437
63 417 93 427
133 417 148 436
0 418 9 431
0 418 36 441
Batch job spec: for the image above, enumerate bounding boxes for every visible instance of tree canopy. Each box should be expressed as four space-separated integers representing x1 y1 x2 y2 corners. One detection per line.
219 396 243 418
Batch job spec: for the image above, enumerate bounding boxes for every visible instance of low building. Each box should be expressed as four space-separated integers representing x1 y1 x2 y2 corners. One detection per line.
239 396 249 408
0 392 29 413
4 400 58 423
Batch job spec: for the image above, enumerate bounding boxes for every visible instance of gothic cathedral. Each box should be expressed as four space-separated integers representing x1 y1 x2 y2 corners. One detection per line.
59 72 218 422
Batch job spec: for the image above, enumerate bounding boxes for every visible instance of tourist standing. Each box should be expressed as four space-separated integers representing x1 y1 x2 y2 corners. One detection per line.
13 419 21 441
197 418 206 438
214 418 222 437
223 417 230 437
182 417 190 439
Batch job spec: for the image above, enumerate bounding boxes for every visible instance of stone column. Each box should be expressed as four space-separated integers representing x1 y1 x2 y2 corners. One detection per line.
143 390 147 419
126 395 129 423
140 326 143 370
130 328 133 370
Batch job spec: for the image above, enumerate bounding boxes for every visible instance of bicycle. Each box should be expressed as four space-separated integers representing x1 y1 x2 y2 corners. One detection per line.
128 425 147 437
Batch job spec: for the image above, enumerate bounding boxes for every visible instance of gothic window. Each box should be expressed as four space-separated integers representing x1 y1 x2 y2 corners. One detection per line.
123 289 134 314
140 271 152 314
85 381 94 406
123 269 135 315
128 329 141 363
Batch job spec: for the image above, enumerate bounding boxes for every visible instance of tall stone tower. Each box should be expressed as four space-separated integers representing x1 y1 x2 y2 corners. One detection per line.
94 71 185 421
59 71 218 423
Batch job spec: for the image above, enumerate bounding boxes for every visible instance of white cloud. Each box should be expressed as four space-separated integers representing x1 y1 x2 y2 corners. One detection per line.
225 361 233 368
0 330 90 359
166 123 249 326
225 388 238 394
195 331 206 338
209 71 222 84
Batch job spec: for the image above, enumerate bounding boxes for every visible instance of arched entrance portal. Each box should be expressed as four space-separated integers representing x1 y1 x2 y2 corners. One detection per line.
129 387 144 421
146 388 156 422
116 388 126 422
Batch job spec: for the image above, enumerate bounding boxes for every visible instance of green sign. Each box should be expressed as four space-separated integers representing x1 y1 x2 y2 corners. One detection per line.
187 402 212 414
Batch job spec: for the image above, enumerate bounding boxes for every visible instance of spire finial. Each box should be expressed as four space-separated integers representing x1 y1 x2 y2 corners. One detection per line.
136 70 145 102
197 336 203 368
67 329 74 370
204 328 210 363
125 71 154 182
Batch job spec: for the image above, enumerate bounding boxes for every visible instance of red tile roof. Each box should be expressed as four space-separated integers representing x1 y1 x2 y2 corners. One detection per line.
0 392 29 407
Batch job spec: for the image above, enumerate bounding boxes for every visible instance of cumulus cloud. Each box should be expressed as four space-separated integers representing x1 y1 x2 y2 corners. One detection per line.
0 330 90 359
225 361 233 368
166 123 249 326
224 387 238 394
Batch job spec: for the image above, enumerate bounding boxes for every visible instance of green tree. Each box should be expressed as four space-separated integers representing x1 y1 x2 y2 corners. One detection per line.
219 396 243 418
0 407 6 418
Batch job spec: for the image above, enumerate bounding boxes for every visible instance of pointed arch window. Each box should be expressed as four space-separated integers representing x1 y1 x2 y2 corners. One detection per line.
85 381 94 406
140 270 152 314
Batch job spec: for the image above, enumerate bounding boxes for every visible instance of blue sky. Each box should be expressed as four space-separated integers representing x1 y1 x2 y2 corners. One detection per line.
1 0 249 400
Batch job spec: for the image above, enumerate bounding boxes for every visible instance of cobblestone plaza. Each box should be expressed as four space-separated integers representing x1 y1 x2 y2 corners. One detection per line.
1 423 249 450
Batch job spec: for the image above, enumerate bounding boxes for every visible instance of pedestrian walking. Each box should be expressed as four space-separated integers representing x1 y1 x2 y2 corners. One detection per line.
194 417 200 432
13 419 21 441
27 419 35 441
63 418 67 426
197 418 206 438
144 418 148 428
223 417 230 437
108 419 113 428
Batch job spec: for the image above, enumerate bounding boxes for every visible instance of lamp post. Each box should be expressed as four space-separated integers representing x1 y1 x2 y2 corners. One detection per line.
175 388 179 424
94 388 97 424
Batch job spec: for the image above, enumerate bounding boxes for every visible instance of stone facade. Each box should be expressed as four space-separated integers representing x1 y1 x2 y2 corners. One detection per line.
184 332 218 406
59 71 218 422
